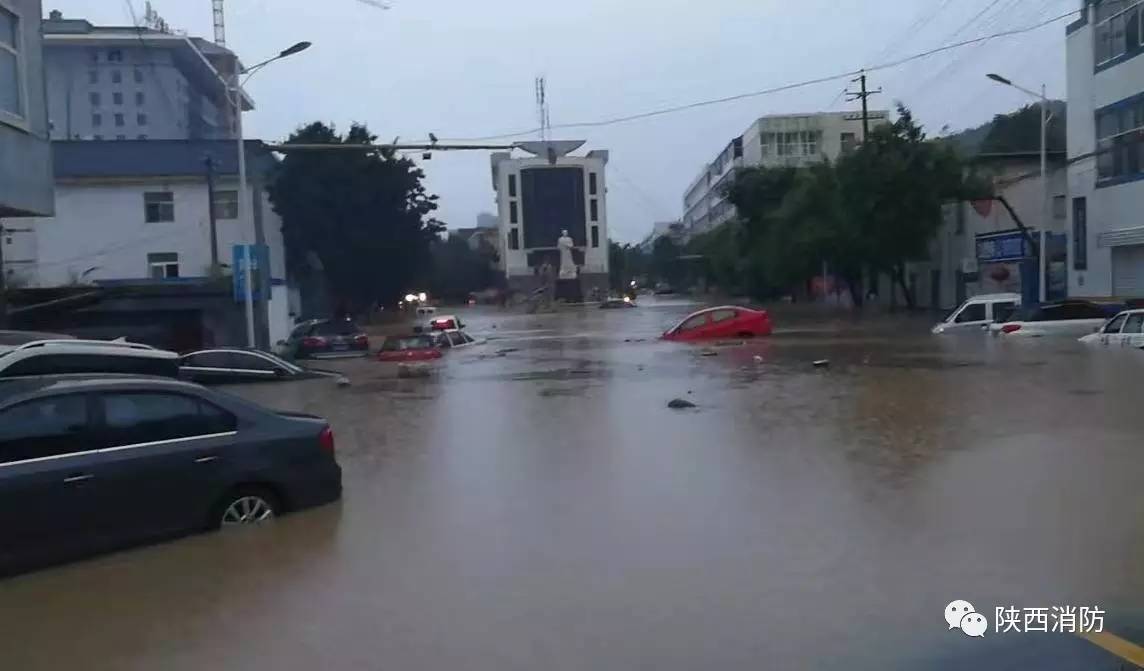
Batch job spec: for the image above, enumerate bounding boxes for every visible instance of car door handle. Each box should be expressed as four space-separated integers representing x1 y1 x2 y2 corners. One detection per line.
63 474 94 483
194 456 220 464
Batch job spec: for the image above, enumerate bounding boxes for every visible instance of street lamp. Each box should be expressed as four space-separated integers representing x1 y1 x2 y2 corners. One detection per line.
230 41 312 348
986 72 1051 303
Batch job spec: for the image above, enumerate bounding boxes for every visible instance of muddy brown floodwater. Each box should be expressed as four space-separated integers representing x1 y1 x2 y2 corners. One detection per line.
3 298 1144 670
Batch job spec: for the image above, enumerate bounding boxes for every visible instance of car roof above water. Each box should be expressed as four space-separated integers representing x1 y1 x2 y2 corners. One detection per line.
0 373 205 403
965 293 1021 302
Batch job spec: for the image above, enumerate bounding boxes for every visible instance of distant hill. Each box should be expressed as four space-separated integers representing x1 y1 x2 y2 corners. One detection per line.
943 100 1067 156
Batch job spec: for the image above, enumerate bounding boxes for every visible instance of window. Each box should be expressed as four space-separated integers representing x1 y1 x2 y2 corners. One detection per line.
508 174 517 197
0 395 89 465
88 69 98 84
1095 1 1144 65
1073 197 1088 270
93 134 103 140
182 352 233 369
229 353 280 372
115 134 126 140
589 172 598 196
955 303 987 323
133 67 143 83
114 113 124 127
710 309 738 323
446 332 465 347
143 191 174 222
112 91 123 105
89 91 101 106
841 132 858 154
89 48 99 63
91 112 102 127
760 132 774 157
1124 314 1144 334
212 189 238 219
508 228 520 250
1 354 177 378
147 252 179 279
107 49 123 62
679 314 709 331
111 69 122 84
509 201 518 224
1095 101 1144 180
137 112 147 126
1052 195 1067 220
137 134 147 140
590 199 599 222
590 225 599 248
1054 303 1110 320
135 91 144 106
313 320 360 336
1104 313 1128 334
0 4 21 119
992 302 1017 323
98 393 236 447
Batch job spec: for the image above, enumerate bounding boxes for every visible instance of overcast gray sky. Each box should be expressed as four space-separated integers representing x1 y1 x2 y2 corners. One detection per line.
48 0 1076 242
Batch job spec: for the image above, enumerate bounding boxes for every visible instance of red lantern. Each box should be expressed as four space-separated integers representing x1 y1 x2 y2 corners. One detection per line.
990 266 1011 282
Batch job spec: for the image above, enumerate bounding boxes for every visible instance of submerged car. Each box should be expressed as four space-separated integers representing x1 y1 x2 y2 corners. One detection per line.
932 293 1020 334
0 374 341 574
377 334 443 362
179 348 344 385
280 319 370 360
663 306 773 341
429 329 482 350
1079 309 1144 349
991 300 1117 338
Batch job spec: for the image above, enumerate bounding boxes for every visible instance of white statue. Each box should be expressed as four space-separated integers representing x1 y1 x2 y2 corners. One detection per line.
557 229 577 280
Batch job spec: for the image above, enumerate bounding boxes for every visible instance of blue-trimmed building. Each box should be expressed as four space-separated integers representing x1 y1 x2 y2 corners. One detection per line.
1066 0 1144 298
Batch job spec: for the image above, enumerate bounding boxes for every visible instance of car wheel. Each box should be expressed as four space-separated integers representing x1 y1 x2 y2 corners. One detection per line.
212 486 280 530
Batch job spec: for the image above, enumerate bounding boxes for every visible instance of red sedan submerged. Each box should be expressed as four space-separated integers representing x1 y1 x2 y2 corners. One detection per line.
377 334 443 362
662 306 773 341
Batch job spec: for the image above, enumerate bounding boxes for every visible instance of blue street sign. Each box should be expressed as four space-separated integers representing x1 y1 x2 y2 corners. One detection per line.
976 230 1032 264
232 244 270 302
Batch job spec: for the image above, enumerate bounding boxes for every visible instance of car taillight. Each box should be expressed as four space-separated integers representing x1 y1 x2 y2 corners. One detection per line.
303 336 327 347
319 426 335 455
1001 324 1022 334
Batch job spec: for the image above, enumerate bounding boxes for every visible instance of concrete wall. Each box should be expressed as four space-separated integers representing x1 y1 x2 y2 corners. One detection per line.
8 177 286 287
0 0 53 217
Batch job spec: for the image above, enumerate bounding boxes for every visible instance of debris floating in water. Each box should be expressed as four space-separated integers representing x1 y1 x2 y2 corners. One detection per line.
700 349 718 357
813 359 830 368
753 355 764 364
668 398 697 409
336 376 352 387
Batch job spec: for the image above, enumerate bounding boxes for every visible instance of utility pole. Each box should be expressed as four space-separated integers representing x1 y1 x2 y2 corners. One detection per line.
205 156 220 271
846 71 882 141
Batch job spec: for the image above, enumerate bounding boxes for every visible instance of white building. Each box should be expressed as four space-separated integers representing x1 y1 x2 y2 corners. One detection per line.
0 0 53 220
3 140 298 346
1065 0 1144 298
490 141 610 295
638 220 686 253
41 10 247 142
683 111 887 235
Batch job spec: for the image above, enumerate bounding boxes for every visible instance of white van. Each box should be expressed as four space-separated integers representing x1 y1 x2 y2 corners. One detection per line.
931 293 1021 334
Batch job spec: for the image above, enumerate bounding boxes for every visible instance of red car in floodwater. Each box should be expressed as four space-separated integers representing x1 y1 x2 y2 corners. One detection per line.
662 306 773 341
376 334 443 362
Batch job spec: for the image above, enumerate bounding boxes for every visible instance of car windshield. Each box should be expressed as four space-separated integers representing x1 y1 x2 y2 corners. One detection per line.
314 321 360 336
382 336 433 351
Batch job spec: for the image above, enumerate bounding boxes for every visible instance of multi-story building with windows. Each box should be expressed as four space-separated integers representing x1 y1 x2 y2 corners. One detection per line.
0 0 53 220
41 10 248 141
1066 0 1144 298
682 111 887 236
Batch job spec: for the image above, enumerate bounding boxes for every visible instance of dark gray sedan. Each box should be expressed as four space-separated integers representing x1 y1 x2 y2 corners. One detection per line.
0 375 341 575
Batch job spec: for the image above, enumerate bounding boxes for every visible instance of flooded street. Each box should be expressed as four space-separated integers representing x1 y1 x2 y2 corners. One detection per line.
4 298 1144 669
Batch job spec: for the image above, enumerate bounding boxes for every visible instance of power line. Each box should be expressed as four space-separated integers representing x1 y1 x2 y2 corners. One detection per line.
437 8 1079 143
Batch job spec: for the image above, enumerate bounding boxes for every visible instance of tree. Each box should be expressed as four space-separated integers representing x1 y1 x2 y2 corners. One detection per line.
979 101 1067 154
650 236 685 287
428 235 499 302
835 105 967 308
268 122 442 313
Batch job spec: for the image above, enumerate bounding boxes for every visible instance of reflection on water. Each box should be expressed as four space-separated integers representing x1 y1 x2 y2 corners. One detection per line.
3 300 1143 670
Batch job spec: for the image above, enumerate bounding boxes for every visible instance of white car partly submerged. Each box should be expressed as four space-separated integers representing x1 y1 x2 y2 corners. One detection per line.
990 300 1113 338
931 293 1021 334
1079 309 1144 349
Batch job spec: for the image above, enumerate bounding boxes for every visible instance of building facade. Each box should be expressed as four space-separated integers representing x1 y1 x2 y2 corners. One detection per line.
490 141 610 295
3 140 298 346
1065 0 1144 298
41 11 247 142
682 111 888 235
0 0 53 219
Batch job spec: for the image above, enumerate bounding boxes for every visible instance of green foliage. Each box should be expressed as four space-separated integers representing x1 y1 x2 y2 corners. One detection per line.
979 101 1066 154
651 236 685 287
609 241 650 291
268 122 442 311
721 104 972 307
428 235 499 302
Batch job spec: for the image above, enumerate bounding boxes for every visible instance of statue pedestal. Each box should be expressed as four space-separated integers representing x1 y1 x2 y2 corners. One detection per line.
555 278 582 303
